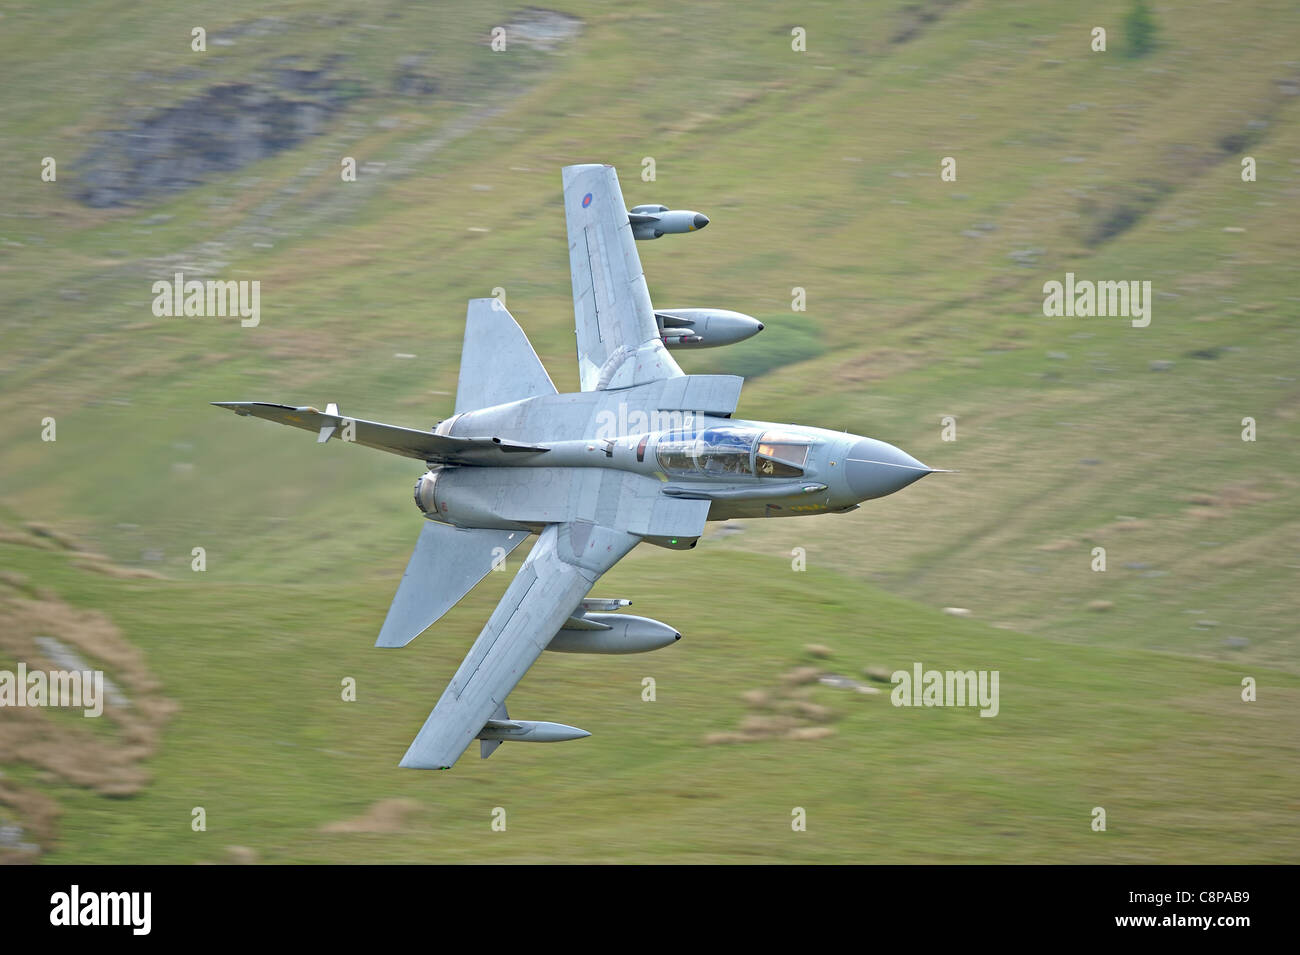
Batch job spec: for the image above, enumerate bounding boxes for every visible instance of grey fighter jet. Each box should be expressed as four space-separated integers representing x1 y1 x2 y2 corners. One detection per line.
213 163 936 770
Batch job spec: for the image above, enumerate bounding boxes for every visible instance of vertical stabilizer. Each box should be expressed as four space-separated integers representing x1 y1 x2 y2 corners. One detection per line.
455 299 557 414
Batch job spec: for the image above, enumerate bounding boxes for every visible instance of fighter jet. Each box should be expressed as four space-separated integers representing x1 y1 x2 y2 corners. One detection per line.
213 163 936 770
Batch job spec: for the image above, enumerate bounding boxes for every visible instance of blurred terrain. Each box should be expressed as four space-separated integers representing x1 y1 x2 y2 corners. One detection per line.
0 0 1296 862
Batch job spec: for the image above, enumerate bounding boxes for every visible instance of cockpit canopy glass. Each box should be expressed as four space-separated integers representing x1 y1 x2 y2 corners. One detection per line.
756 430 811 477
656 427 759 477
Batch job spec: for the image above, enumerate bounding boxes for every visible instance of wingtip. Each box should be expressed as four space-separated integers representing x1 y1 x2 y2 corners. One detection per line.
399 753 452 771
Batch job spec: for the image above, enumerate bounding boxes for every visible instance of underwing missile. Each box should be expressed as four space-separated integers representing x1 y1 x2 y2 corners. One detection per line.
628 204 709 239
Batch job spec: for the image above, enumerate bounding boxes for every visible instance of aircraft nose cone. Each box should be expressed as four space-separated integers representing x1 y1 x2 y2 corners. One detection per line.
693 213 709 230
844 438 931 501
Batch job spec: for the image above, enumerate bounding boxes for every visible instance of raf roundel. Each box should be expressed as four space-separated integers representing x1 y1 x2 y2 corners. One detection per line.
581 192 593 208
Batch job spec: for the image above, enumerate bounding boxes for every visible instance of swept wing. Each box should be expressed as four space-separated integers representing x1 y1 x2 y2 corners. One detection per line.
563 163 684 391
210 401 547 463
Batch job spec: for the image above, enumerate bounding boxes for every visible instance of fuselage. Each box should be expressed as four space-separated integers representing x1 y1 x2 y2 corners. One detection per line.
415 388 930 534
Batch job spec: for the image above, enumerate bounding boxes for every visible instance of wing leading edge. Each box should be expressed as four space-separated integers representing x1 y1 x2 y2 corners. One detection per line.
210 402 547 463
399 521 639 770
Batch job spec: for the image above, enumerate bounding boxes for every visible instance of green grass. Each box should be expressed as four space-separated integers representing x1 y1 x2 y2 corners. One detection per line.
11 540 1297 864
1 0 1298 862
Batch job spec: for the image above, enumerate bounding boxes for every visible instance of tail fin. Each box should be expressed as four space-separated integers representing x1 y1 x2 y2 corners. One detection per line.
455 299 557 414
375 522 529 648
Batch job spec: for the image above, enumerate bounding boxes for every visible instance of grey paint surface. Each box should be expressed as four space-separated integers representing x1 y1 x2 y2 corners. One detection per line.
399 522 637 770
564 164 683 391
214 163 936 770
374 522 527 649
454 299 556 414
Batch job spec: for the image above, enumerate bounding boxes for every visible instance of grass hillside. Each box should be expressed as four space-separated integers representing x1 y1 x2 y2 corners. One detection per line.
1 0 1297 862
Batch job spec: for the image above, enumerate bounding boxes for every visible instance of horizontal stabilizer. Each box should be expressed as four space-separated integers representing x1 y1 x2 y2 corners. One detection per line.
375 523 529 648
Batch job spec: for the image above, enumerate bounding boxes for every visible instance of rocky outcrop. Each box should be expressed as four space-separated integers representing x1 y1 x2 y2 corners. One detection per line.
76 71 353 208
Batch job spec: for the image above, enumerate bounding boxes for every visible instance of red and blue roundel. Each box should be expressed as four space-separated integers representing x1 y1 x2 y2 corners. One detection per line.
581 192 593 208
